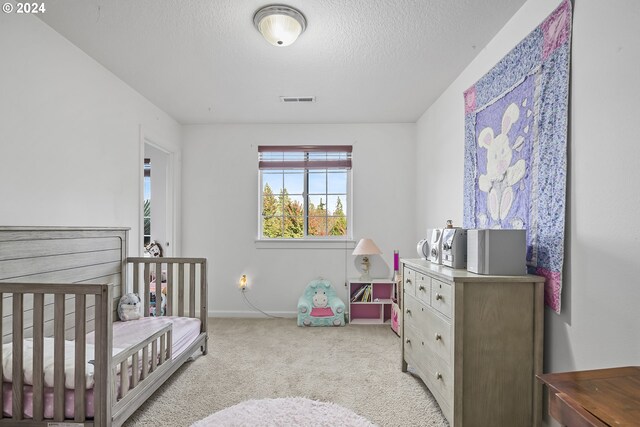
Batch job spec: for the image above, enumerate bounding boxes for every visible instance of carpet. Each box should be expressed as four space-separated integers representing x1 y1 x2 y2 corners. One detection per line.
191 397 375 427
123 318 448 427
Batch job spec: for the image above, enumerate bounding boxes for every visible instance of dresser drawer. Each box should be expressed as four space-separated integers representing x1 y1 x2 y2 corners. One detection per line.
404 294 452 364
422 305 452 365
403 293 423 329
431 278 453 318
403 324 423 367
421 350 454 408
415 273 431 305
403 267 416 296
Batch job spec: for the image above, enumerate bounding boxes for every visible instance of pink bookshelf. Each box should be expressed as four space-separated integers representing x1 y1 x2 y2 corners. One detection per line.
348 279 394 325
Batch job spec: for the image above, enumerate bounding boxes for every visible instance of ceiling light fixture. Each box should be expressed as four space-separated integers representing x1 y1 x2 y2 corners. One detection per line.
253 5 307 47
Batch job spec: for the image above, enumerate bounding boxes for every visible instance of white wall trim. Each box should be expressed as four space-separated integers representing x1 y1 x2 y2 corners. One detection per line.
208 310 297 318
255 239 356 250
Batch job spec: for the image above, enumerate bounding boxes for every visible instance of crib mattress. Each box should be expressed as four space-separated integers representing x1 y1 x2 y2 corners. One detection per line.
98 316 202 361
2 316 202 419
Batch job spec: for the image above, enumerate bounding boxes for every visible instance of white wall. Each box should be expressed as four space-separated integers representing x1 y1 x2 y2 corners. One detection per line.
0 14 182 256
182 124 416 316
416 0 640 420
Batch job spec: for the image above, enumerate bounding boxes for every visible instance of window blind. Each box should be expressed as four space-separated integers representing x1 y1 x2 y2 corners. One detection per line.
258 145 352 170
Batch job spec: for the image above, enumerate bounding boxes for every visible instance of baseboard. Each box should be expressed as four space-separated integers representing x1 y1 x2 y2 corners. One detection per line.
208 310 297 318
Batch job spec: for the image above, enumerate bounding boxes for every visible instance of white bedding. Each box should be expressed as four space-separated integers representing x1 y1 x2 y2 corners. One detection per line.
1 338 124 389
100 316 202 360
2 316 201 390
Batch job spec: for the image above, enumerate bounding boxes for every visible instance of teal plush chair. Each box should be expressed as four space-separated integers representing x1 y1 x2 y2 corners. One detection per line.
297 279 345 326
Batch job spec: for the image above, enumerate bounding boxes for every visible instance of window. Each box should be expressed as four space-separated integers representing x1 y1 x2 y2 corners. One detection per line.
259 145 352 239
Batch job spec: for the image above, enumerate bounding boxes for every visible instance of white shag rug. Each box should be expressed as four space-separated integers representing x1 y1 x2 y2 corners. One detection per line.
191 397 376 427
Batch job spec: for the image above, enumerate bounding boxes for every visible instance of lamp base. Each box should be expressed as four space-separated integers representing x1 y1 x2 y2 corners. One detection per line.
359 272 372 281
359 256 371 281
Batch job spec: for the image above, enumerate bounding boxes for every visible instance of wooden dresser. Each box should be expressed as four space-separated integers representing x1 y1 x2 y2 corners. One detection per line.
401 259 545 427
538 366 640 427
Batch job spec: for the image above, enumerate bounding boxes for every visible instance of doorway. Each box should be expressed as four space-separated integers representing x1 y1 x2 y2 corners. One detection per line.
143 141 174 257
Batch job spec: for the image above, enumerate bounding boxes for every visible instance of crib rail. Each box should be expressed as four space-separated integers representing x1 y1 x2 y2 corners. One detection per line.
0 282 113 426
127 257 208 354
111 324 172 422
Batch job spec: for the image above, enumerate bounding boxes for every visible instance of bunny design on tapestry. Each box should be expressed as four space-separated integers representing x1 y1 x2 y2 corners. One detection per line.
478 102 526 224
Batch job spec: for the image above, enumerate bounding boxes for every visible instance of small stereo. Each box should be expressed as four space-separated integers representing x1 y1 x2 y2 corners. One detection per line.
442 228 467 269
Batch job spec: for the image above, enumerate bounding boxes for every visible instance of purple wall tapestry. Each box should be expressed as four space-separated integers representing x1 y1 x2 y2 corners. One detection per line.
463 0 572 313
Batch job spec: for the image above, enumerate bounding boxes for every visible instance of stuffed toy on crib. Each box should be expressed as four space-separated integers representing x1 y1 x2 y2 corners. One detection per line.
118 293 142 321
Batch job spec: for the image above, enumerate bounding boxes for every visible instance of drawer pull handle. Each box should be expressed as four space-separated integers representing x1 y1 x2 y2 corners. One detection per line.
406 279 412 284
435 372 442 380
405 338 411 344
405 309 411 315
435 333 442 341
435 293 443 301
418 285 425 291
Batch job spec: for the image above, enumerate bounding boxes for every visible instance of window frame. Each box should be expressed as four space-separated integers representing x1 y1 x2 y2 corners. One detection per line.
257 146 353 242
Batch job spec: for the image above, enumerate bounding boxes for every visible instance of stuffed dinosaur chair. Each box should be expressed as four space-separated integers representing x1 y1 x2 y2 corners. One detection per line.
297 278 345 327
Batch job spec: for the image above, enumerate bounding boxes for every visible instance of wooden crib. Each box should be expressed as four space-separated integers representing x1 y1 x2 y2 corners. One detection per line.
0 226 208 426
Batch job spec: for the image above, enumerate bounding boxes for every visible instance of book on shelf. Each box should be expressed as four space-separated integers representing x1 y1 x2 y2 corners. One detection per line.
351 284 373 302
361 284 372 302
350 285 367 302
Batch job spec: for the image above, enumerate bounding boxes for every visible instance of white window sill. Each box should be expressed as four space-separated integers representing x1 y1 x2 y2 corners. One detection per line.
255 239 356 250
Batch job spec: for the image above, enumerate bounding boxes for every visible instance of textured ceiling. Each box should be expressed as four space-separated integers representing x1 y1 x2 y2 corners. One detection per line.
38 0 526 124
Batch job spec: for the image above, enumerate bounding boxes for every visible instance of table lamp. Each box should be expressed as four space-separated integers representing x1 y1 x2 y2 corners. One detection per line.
352 238 382 280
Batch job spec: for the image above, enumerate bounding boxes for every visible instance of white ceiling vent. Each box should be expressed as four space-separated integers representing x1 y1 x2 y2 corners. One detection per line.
280 96 316 103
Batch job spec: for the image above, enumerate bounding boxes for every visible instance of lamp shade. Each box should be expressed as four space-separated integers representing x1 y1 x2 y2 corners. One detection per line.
253 5 307 47
352 238 382 256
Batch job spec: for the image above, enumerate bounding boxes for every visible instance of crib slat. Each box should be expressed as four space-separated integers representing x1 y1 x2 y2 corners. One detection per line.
94 285 113 427
12 293 24 420
155 262 162 316
178 263 185 317
120 359 129 398
133 261 139 295
131 352 139 388
189 263 196 318
151 338 158 372
74 294 86 421
143 263 150 317
167 329 172 360
0 292 3 414
54 293 65 421
111 366 118 406
141 346 149 380
200 261 208 355
33 293 45 421
160 333 166 364
166 263 173 316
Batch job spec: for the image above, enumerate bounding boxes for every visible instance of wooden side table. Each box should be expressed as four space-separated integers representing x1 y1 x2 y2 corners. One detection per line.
537 366 640 427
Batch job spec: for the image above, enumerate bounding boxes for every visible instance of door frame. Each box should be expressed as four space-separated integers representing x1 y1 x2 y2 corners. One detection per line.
139 126 177 257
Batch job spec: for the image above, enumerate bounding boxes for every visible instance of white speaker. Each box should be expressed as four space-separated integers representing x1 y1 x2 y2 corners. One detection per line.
467 229 527 275
429 228 443 264
416 239 429 259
